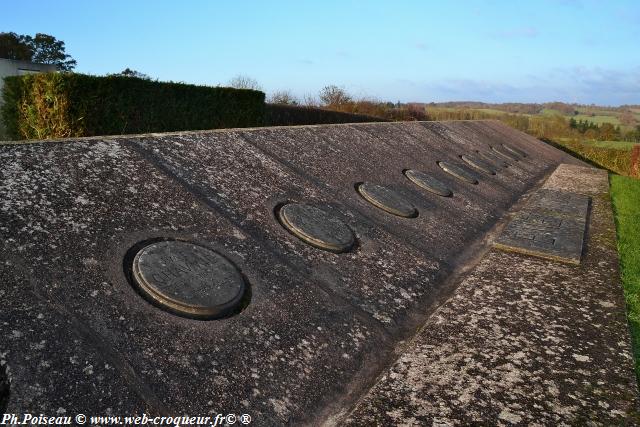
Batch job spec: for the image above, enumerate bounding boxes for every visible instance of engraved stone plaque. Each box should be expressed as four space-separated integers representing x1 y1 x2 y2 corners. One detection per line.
502 143 527 158
132 240 246 319
460 154 496 175
491 145 520 162
494 189 590 264
357 182 418 218
278 203 355 252
404 170 452 197
437 161 479 185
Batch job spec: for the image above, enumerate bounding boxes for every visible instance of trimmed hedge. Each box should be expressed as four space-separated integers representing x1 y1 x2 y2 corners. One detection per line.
543 137 633 177
266 104 387 126
1 73 265 140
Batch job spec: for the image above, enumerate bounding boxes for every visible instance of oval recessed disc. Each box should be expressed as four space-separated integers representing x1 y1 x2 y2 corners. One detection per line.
404 169 452 197
278 203 355 252
502 143 527 158
460 154 496 175
437 161 479 184
132 240 245 319
491 145 520 161
476 151 510 168
357 182 417 218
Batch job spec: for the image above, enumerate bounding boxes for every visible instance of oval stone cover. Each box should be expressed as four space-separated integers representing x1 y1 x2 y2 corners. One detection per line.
357 182 418 217
132 240 246 319
437 161 479 185
278 203 355 252
476 150 510 168
502 143 527 158
460 154 497 175
404 169 453 197
491 145 521 161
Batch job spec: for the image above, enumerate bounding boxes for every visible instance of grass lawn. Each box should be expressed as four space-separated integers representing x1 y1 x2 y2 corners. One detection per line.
610 174 640 378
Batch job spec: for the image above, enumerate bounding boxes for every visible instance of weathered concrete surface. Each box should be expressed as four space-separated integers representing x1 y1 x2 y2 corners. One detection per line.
0 121 628 425
343 164 639 426
0 139 383 422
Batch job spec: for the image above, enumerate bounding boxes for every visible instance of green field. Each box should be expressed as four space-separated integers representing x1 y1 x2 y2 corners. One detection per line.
426 107 504 115
586 140 639 150
541 108 563 116
475 107 514 116
426 103 639 141
534 107 637 132
573 113 622 126
610 175 640 379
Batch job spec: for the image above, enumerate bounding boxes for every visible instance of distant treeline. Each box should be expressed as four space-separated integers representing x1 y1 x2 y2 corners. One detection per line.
302 88 640 143
424 108 640 143
265 104 387 126
310 100 429 122
424 101 640 116
268 84 638 141
267 85 431 122
263 82 639 176
427 102 543 114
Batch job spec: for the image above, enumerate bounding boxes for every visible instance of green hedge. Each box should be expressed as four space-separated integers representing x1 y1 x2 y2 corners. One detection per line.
1 73 265 140
266 104 387 126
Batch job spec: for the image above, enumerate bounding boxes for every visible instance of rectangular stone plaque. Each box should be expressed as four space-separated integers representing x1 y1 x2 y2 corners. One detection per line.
494 189 590 264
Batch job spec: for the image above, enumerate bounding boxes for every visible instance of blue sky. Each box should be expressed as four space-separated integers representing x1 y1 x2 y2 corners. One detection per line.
3 0 639 105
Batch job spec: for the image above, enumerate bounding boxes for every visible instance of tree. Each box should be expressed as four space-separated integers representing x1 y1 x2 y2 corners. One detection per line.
620 110 637 126
268 90 299 105
0 32 76 70
116 68 151 80
30 33 76 71
302 93 320 107
0 32 33 60
599 123 618 141
228 75 262 90
319 85 352 106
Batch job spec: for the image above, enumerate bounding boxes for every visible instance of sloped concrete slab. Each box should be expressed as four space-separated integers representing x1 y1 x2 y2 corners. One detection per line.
0 122 620 424
0 140 386 422
130 129 442 328
342 165 639 425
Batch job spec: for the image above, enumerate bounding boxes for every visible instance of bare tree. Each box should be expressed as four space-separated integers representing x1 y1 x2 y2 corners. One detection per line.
228 75 262 91
268 90 299 105
319 85 352 106
620 110 638 126
302 93 320 107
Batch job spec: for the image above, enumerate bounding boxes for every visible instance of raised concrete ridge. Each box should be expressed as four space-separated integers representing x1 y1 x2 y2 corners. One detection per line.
0 121 635 424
